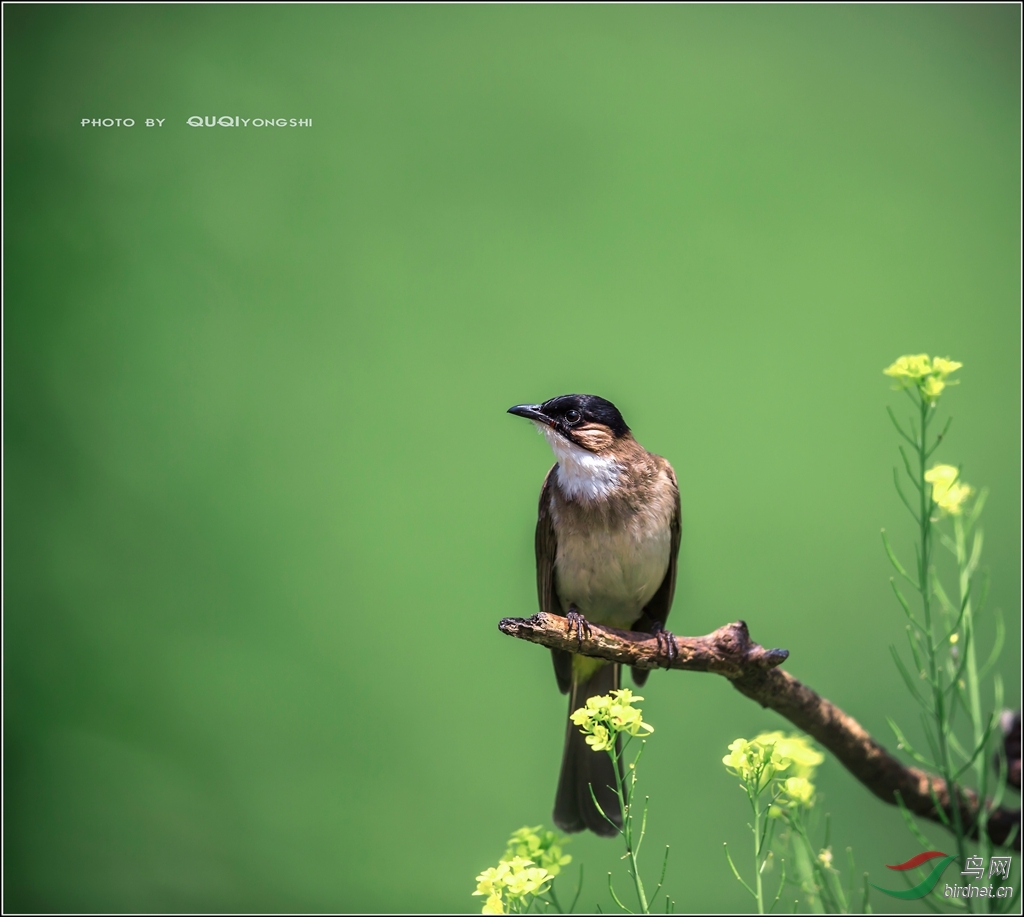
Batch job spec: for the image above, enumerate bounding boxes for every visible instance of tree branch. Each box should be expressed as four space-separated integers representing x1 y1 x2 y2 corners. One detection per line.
499 612 1020 850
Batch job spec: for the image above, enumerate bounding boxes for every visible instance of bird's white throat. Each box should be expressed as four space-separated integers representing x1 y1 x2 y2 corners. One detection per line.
535 422 621 501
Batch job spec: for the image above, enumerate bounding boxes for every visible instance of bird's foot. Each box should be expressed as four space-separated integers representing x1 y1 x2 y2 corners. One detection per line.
650 621 678 669
565 605 592 649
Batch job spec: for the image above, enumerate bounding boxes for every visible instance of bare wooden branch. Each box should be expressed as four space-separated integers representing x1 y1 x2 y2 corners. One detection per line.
499 612 1020 850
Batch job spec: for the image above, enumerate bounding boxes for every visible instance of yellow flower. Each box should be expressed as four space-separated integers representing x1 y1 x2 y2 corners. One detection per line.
474 865 509 898
781 776 815 807
752 732 824 778
940 482 972 514
925 464 973 516
571 689 653 753
931 357 963 375
883 353 962 403
723 737 775 774
502 858 551 898
472 855 554 914
722 738 755 773
925 464 958 489
481 893 504 914
726 733 823 802
921 375 946 400
818 847 834 869
723 737 785 793
883 354 932 380
585 724 613 753
503 826 571 876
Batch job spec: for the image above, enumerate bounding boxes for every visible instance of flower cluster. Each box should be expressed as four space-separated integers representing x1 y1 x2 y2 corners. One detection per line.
781 775 815 806
569 688 654 753
925 464 973 516
723 731 824 807
472 826 571 914
722 737 784 794
883 354 962 403
473 857 552 915
755 731 825 778
503 825 572 877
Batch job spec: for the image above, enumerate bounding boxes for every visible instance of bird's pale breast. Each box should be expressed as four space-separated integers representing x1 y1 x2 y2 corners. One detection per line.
553 506 672 630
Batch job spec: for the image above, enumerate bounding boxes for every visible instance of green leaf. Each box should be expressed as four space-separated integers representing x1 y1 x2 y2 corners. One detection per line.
953 713 997 781
947 677 970 721
652 846 670 901
844 848 857 910
942 629 970 697
768 857 787 914
569 864 584 915
886 406 917 446
919 714 943 767
968 571 990 626
881 530 920 590
891 644 930 712
898 446 923 492
587 785 620 837
925 415 953 458
967 486 988 528
946 729 971 765
977 609 1005 682
894 790 933 850
607 873 632 914
886 717 935 769
931 574 955 616
759 812 776 862
966 527 984 579
723 844 756 899
892 469 922 524
926 781 951 829
905 624 928 672
890 579 921 628
938 531 958 557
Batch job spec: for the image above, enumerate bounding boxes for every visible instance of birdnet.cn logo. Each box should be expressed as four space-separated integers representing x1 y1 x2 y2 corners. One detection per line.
871 851 1015 901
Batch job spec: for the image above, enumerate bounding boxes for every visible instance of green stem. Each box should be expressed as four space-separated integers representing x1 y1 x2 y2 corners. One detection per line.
610 745 649 914
790 825 823 914
957 516 986 789
753 802 764 915
915 396 970 906
956 513 996 895
787 811 816 911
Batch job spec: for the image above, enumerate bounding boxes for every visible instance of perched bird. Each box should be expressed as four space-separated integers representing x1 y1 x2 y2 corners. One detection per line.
508 394 680 837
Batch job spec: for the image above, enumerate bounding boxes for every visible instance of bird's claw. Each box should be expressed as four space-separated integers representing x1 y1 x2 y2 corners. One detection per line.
565 606 592 649
651 621 679 669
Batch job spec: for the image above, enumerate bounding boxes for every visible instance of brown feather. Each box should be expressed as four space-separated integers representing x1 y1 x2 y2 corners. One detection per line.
632 461 681 686
536 466 572 694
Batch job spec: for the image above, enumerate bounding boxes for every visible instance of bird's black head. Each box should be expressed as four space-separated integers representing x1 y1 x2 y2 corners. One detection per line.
507 394 631 452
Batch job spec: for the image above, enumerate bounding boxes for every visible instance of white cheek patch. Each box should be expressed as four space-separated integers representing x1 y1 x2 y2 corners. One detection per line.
533 422 621 501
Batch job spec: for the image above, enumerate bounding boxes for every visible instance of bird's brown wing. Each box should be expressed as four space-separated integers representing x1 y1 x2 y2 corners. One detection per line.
537 465 572 694
632 462 681 687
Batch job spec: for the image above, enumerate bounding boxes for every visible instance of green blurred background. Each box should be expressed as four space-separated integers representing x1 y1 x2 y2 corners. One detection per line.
4 5 1020 913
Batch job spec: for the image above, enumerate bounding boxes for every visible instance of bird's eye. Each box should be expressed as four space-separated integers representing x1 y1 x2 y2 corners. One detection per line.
565 410 582 425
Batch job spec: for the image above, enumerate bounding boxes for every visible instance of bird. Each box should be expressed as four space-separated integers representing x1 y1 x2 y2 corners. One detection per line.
507 394 680 837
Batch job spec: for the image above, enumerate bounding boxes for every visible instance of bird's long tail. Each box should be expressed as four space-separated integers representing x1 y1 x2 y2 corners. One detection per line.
553 662 623 837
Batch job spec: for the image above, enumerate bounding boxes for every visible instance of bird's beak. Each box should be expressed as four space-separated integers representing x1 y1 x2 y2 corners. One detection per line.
508 404 555 426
